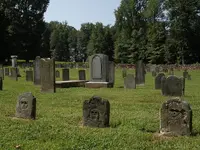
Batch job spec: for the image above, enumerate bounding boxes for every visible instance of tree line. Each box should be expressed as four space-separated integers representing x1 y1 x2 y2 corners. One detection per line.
1 0 200 64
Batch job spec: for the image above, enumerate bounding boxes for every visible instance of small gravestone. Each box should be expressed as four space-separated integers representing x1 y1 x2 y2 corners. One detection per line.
135 60 145 85
34 56 41 85
152 71 157 77
26 70 33 81
15 92 36 120
55 70 60 78
183 70 188 78
62 68 69 81
10 67 18 81
40 58 55 93
0 77 2 90
122 68 127 78
4 68 9 76
155 73 165 89
160 97 192 136
83 96 110 128
79 70 86 80
124 74 136 89
187 74 191 80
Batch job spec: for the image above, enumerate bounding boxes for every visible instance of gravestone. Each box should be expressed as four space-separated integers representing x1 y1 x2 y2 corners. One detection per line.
34 56 41 85
26 70 33 82
122 68 127 78
11 55 18 67
10 67 18 81
183 70 188 79
0 77 2 90
0 68 4 80
83 96 110 128
135 60 145 85
161 76 167 96
4 68 9 76
55 70 60 78
161 76 183 96
79 70 86 80
152 71 157 77
15 92 36 120
108 61 115 87
124 74 136 89
155 73 165 89
62 69 69 81
40 58 55 93
160 97 192 136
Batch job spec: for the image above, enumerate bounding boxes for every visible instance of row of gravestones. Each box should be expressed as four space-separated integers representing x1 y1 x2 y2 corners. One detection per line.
15 93 192 136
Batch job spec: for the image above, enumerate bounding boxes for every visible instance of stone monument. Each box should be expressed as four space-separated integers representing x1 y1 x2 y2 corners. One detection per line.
33 56 41 85
135 60 145 85
124 74 136 89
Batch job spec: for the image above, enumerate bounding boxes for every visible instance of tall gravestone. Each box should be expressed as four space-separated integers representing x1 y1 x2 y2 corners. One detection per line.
62 69 69 81
34 56 41 85
160 97 192 136
108 61 115 87
0 77 2 90
124 74 136 89
83 96 110 128
26 70 33 82
135 60 145 85
10 67 18 81
155 73 165 89
4 68 9 76
40 58 55 93
15 92 36 120
85 54 113 88
79 70 86 80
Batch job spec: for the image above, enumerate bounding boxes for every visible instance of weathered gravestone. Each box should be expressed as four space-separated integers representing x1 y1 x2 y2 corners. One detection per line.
155 73 165 89
161 76 184 96
152 71 157 77
40 58 55 93
62 68 69 81
34 56 41 85
4 68 9 76
160 97 192 136
26 70 33 82
122 68 127 78
55 70 60 78
83 96 110 128
0 77 2 90
10 67 18 81
108 61 115 87
79 70 86 80
135 60 145 85
183 70 188 79
124 74 136 89
15 92 36 120
85 54 113 88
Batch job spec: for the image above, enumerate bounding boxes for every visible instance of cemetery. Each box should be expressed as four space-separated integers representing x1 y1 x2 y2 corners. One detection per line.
0 55 200 149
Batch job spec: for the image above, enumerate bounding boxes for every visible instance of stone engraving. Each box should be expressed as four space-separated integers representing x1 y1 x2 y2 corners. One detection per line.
135 60 145 85
83 96 110 128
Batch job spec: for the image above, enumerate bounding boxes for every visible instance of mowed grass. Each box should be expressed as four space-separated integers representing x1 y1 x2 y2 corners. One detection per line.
1 68 200 150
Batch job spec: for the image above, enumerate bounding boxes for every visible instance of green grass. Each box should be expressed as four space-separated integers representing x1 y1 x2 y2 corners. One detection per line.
1 68 200 150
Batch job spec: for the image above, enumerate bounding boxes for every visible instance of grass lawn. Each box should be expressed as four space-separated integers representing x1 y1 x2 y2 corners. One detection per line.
0 68 200 150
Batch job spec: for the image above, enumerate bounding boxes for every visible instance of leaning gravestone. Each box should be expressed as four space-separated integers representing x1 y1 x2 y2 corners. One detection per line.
160 97 192 136
33 56 41 85
135 60 145 85
4 68 9 76
155 73 165 89
124 74 136 89
79 70 86 80
161 76 184 96
183 70 188 79
0 77 2 90
62 68 69 81
15 92 36 120
83 96 110 128
26 70 33 82
55 70 60 78
40 58 55 93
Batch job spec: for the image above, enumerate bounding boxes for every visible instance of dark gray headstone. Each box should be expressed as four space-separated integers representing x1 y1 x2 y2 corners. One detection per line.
62 69 69 81
40 58 55 93
108 61 115 85
15 92 36 120
83 96 110 128
34 56 41 85
155 73 165 89
26 70 33 82
135 60 145 85
55 70 60 78
79 70 86 80
122 68 127 78
0 77 2 90
10 67 18 81
4 68 9 76
89 54 109 82
124 74 136 89
160 97 192 136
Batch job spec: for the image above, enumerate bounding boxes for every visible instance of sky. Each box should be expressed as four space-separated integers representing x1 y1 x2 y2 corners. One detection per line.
44 0 121 30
